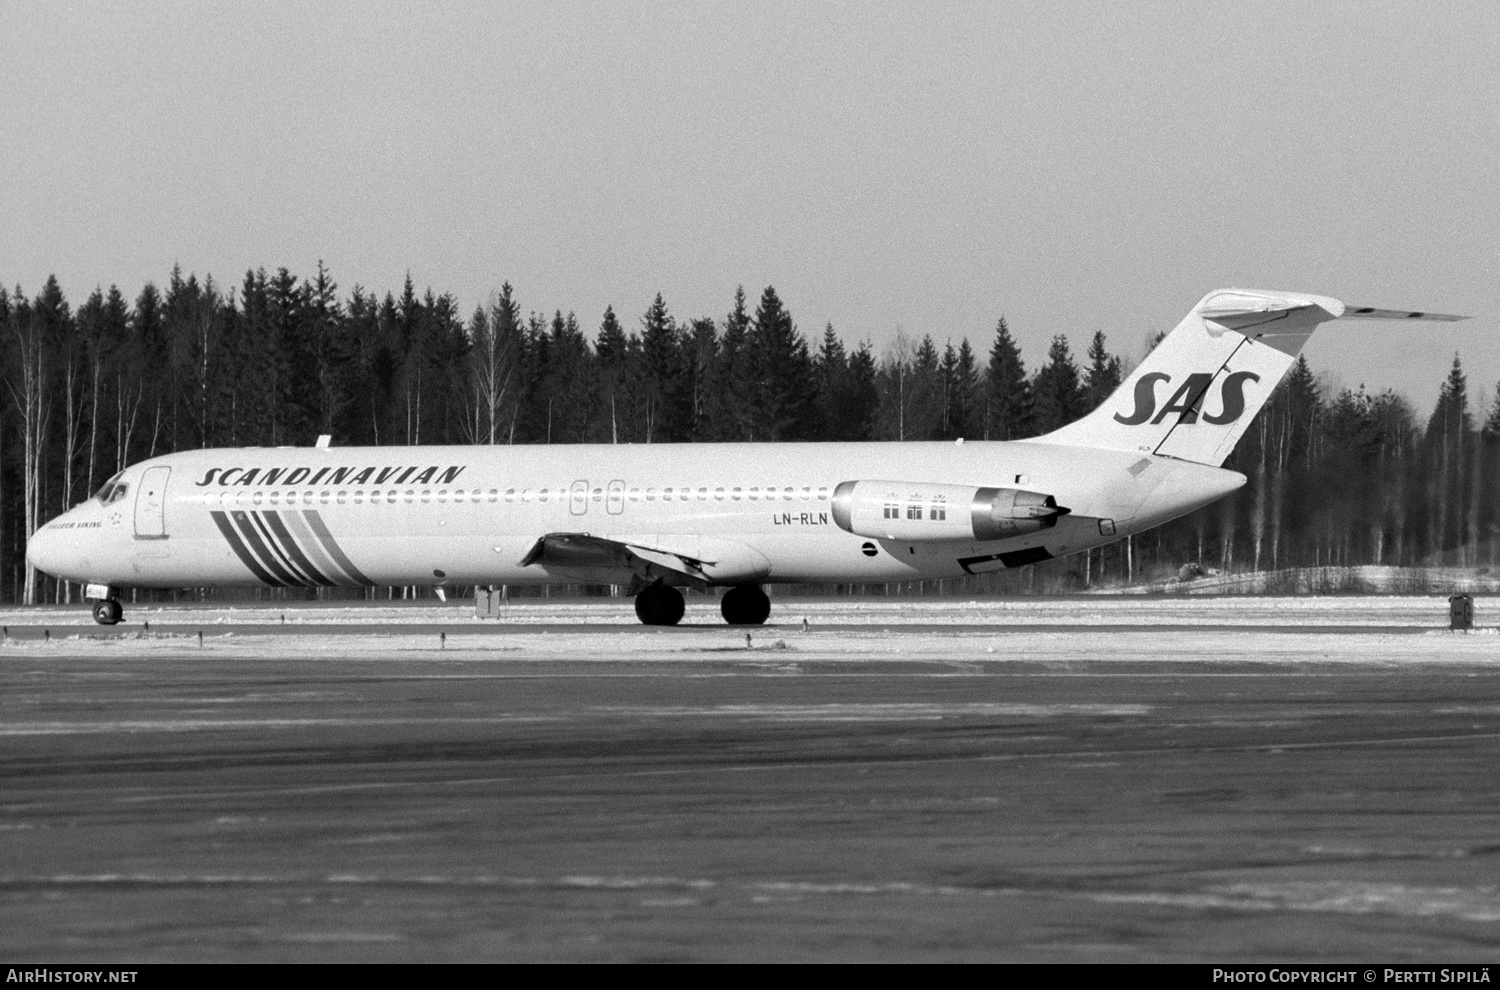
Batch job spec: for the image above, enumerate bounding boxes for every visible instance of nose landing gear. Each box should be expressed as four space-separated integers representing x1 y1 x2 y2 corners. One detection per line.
91 599 123 626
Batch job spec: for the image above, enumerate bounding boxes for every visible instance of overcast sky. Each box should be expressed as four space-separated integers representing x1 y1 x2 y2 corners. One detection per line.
5 1 1497 415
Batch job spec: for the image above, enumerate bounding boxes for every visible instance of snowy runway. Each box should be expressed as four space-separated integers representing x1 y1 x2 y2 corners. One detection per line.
3 596 1499 961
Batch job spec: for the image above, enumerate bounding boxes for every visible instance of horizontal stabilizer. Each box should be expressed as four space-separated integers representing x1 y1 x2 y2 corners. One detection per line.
1340 306 1468 322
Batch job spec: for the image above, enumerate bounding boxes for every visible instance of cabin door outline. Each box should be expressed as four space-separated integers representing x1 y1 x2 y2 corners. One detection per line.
134 466 171 539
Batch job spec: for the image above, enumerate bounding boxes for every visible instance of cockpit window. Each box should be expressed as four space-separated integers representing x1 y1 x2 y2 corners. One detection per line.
94 474 129 505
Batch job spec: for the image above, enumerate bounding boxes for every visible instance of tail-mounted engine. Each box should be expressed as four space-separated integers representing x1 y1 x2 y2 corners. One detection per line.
830 480 1069 543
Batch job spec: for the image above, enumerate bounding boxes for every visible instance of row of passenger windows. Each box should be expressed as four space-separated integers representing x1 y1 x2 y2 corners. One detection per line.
197 485 833 507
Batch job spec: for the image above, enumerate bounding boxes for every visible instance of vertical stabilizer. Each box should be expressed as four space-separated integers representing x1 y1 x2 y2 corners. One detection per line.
1037 289 1345 466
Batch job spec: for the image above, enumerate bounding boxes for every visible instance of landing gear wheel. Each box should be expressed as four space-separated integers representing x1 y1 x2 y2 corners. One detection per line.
720 585 771 626
634 584 685 626
92 599 122 626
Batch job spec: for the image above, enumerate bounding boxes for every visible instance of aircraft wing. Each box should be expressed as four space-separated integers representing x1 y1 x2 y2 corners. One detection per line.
519 532 712 592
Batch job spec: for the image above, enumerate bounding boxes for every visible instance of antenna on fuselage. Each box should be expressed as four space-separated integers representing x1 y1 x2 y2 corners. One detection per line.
315 435 332 449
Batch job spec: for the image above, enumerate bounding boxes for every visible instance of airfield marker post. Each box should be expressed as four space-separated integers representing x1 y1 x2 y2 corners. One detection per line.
1449 593 1474 630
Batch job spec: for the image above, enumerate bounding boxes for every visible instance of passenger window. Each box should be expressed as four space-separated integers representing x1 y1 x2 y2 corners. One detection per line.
404 490 414 503
697 488 708 500
748 487 759 500
592 488 603 501
268 490 280 504
354 490 364 504
320 491 330 504
437 489 448 501
783 487 794 500
505 489 516 501
252 490 264 505
420 490 430 503
800 487 811 500
337 491 348 504
732 487 742 500
714 488 725 500
817 487 829 499
646 488 657 501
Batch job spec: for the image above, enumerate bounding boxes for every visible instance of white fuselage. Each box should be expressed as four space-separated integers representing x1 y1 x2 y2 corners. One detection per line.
26 440 1244 591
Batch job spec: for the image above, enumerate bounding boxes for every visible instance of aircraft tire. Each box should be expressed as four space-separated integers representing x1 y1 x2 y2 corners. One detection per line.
92 599 122 626
634 585 685 626
720 585 771 626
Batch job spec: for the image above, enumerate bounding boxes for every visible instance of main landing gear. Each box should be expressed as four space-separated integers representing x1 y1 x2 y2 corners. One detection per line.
634 583 686 626
632 584 772 626
720 585 771 626
91 599 123 626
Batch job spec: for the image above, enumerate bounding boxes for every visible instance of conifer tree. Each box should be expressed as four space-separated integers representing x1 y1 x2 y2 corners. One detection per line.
813 323 848 441
593 305 629 444
1083 330 1123 412
984 316 1031 440
130 281 167 458
343 285 383 445
707 287 754 440
541 311 593 443
683 316 719 441
1031 334 1085 434
637 293 686 442
307 261 359 442
939 339 980 439
744 286 814 441
844 341 880 441
1424 355 1473 557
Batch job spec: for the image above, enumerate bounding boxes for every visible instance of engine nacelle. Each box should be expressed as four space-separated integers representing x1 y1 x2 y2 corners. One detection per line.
830 480 1068 543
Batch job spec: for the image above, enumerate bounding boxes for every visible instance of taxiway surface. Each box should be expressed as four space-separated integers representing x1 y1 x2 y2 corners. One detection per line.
3 598 1499 962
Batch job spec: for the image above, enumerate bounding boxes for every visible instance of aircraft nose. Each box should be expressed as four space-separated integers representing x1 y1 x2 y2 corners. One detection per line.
26 523 61 576
26 517 81 580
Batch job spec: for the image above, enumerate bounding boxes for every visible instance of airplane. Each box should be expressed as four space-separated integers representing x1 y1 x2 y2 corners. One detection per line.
25 288 1465 627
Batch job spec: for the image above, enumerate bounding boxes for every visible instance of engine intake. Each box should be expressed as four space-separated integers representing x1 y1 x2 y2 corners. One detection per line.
830 480 1068 543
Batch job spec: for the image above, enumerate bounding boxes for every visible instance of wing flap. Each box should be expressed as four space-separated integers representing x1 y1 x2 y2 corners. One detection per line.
519 532 710 591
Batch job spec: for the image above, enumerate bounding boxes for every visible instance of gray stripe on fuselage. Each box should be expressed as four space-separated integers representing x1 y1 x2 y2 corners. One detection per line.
302 510 375 586
282 510 356 586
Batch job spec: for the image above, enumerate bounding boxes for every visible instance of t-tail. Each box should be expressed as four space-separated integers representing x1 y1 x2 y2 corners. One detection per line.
1038 288 1467 466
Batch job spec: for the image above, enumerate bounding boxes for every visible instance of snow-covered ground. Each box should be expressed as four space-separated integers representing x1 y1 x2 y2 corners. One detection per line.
1116 564 1500 595
0 596 1495 667
0 593 1482 628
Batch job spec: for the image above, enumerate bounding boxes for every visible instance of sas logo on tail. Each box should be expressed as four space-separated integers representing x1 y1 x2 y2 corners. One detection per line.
1113 371 1261 426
